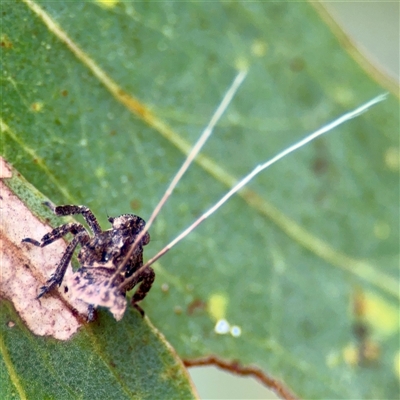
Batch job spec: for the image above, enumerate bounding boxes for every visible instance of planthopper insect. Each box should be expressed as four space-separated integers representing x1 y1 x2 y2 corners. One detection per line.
22 71 387 321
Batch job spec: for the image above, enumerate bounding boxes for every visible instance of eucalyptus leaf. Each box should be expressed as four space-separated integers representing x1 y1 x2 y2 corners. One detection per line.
2 1 399 399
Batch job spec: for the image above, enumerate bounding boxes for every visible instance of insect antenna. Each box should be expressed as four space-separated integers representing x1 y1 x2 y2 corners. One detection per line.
119 92 387 292
110 69 248 285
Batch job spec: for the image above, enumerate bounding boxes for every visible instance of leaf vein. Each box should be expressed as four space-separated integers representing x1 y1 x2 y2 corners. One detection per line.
0 333 27 400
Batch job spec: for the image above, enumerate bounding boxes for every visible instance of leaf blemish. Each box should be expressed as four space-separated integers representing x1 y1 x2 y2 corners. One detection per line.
208 293 228 321
30 102 43 112
0 158 89 340
384 146 400 171
0 34 13 49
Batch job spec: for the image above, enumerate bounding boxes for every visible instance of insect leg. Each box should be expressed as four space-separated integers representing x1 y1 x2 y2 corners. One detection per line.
37 229 90 298
44 202 102 235
130 267 155 316
22 222 87 247
87 304 95 322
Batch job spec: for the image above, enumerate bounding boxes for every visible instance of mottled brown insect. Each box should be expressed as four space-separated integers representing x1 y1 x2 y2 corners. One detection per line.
22 202 153 321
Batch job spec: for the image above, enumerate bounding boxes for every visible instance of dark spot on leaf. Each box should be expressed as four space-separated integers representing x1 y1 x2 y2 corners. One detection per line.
1 34 13 49
31 102 44 112
353 321 368 339
130 199 141 210
312 141 329 175
187 298 206 315
289 57 305 72
61 89 68 96
312 157 328 175
174 306 183 315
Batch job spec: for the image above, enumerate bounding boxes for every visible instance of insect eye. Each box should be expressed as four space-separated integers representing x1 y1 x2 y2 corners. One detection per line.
142 232 150 246
101 251 110 262
108 217 114 223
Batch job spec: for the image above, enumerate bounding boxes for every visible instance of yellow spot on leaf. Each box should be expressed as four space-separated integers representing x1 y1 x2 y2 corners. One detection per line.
208 293 228 321
31 102 43 112
251 39 268 57
235 57 249 72
95 0 119 8
385 147 400 172
343 344 359 366
373 221 390 240
363 291 399 337
333 87 354 107
95 167 106 178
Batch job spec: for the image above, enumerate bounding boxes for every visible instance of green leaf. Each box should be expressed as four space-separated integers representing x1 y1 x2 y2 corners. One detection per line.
0 300 195 399
2 1 399 399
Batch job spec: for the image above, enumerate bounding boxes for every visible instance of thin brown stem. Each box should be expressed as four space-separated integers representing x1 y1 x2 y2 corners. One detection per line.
183 355 299 400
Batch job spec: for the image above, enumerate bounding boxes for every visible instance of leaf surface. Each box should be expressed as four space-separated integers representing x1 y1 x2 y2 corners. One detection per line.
0 299 195 399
